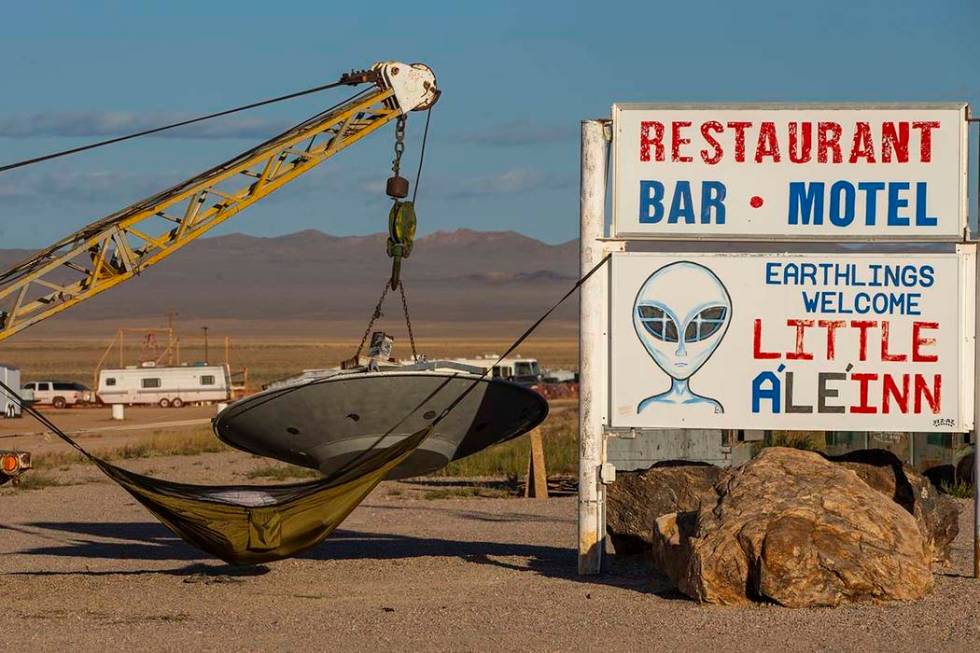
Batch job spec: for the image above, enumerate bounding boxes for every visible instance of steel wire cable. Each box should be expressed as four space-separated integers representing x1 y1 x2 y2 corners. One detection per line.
0 78 360 174
411 104 433 205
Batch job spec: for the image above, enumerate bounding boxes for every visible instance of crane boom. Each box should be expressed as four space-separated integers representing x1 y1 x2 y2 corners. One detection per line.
0 61 438 342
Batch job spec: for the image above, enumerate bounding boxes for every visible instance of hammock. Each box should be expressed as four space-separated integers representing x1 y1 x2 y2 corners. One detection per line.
1 389 429 565
88 427 429 565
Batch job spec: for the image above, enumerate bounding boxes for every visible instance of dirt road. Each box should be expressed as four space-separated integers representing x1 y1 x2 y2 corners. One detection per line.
1 451 979 652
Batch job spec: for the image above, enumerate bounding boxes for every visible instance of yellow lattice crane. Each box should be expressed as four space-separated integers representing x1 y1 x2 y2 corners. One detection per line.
0 61 439 342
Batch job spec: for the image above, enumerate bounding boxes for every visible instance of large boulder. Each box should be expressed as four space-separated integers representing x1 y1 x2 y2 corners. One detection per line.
606 462 721 555
652 447 934 607
826 449 959 566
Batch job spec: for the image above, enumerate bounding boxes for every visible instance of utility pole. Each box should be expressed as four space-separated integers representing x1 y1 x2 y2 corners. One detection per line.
167 310 178 366
202 326 209 364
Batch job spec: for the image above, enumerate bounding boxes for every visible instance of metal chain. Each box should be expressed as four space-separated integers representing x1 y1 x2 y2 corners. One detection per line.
353 282 391 360
351 279 417 363
391 115 407 176
398 280 419 362
352 114 414 363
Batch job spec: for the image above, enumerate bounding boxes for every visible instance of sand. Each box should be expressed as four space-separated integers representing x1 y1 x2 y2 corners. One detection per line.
1 448 979 653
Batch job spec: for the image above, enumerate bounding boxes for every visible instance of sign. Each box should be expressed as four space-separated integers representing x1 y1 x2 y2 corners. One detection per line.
608 249 975 432
612 104 967 240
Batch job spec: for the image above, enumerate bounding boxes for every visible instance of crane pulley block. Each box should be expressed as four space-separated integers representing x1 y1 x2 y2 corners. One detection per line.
387 200 417 289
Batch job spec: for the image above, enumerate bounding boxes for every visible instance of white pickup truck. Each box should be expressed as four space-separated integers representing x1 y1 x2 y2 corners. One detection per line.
22 380 93 408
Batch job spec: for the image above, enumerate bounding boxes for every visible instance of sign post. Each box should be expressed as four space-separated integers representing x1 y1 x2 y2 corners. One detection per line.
578 102 977 576
975 232 980 577
578 119 608 575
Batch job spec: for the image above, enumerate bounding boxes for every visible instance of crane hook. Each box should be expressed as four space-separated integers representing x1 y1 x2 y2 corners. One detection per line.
387 200 416 289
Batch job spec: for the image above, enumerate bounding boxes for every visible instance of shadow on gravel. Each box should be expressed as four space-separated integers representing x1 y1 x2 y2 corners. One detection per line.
6 564 271 581
18 521 205 562
12 521 670 595
311 531 675 596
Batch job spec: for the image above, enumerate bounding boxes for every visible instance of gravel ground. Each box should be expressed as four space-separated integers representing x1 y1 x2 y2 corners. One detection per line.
1 453 979 652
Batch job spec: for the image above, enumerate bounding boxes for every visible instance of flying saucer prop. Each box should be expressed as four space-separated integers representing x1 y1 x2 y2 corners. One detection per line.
214 366 549 479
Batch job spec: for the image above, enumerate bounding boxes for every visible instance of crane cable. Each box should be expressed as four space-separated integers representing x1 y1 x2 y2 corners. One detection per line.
398 105 433 359
0 77 364 174
411 104 432 205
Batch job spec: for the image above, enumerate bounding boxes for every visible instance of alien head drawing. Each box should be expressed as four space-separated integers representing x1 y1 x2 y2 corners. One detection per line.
633 261 731 414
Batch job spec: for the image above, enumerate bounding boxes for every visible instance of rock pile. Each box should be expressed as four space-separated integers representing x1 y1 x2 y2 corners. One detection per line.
828 449 959 566
606 447 960 607
605 462 721 555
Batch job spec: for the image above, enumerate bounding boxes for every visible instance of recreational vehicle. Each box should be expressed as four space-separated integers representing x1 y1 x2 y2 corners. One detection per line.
97 363 231 407
450 355 543 385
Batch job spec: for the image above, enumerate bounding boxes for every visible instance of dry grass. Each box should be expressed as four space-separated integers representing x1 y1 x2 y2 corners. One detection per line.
0 336 578 390
31 426 229 469
434 408 578 479
8 471 71 490
940 480 974 498
422 486 512 500
245 464 321 481
753 431 824 454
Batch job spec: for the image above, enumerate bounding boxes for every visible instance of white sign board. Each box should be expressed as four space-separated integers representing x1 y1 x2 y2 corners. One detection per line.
612 104 967 240
609 249 975 432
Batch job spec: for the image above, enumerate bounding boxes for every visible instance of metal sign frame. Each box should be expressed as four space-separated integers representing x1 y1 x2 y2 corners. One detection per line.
578 104 979 579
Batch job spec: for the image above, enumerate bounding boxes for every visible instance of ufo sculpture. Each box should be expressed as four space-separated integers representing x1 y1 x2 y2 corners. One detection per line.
213 362 549 479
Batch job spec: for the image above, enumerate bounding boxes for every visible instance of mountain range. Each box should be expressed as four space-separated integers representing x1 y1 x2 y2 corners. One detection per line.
0 229 580 337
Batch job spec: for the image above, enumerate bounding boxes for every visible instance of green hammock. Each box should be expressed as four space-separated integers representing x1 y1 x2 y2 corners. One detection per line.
88 427 429 565
4 388 430 566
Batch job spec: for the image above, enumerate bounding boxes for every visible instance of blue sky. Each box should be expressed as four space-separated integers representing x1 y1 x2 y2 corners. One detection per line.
0 0 977 248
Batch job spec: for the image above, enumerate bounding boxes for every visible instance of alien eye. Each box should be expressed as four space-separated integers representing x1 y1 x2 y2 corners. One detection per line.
637 305 679 343
684 306 728 342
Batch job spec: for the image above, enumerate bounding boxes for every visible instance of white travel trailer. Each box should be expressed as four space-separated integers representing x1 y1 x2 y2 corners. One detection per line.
97 363 231 407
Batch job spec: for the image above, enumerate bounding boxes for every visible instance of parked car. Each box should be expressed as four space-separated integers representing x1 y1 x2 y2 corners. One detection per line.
22 380 93 408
